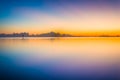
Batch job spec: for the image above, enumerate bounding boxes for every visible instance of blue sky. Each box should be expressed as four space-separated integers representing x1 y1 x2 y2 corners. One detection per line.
0 0 119 20
0 0 120 35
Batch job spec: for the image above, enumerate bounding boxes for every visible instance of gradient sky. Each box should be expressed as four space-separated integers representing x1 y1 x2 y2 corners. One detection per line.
0 0 120 35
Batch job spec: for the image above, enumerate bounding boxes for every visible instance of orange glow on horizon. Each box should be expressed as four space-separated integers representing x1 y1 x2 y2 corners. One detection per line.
0 28 120 36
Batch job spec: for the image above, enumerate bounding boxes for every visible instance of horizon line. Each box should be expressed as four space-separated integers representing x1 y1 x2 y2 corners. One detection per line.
0 31 120 37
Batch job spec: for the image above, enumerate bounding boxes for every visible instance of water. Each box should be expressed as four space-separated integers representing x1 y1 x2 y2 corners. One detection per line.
0 37 120 80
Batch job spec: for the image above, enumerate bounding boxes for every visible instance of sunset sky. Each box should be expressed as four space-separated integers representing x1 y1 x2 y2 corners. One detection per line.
0 0 120 36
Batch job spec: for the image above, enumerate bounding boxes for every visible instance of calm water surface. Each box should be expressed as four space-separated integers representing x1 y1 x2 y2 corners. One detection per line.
0 37 120 80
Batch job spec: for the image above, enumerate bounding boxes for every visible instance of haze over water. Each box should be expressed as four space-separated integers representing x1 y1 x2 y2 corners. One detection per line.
0 37 120 80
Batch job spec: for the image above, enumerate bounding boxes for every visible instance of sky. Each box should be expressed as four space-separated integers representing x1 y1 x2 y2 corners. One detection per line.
0 0 120 36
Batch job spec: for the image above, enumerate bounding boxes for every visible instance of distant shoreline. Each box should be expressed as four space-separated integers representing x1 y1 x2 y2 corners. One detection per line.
0 32 120 37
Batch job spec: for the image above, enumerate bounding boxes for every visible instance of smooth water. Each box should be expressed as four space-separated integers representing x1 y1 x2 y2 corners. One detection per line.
0 37 120 80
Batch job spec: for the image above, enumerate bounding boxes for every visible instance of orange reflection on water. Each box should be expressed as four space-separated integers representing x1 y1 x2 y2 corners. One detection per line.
0 37 120 64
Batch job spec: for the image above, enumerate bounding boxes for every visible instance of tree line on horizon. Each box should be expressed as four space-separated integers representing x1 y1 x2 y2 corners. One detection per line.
0 32 72 37
0 32 120 37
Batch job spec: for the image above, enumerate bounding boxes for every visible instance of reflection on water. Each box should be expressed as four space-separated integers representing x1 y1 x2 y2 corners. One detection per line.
0 37 120 80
